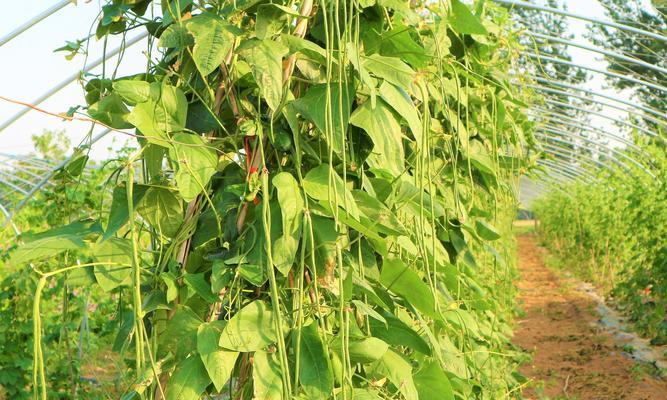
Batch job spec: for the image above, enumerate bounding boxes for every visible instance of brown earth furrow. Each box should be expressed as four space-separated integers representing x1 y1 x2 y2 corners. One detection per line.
514 235 667 400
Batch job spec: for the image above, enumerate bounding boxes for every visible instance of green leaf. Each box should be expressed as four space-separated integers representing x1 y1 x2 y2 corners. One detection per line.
449 0 487 35
169 132 218 202
91 238 133 292
160 0 193 26
103 184 147 241
352 190 407 236
253 351 284 400
126 82 188 145
476 220 501 241
160 305 203 359
347 42 377 105
143 142 166 181
185 101 219 133
113 80 151 105
380 258 438 320
350 99 405 177
219 301 277 351
305 215 346 289
162 272 179 303
9 235 85 265
184 273 218 303
142 290 170 313
197 321 239 392
369 350 418 400
298 323 334 398
66 266 97 286
414 360 454 400
238 39 288 111
281 34 329 66
88 93 131 128
64 153 89 177
351 299 386 326
22 219 101 243
377 27 429 68
363 54 416 90
166 356 211 400
187 13 235 76
331 336 388 364
463 140 495 175
369 310 431 355
292 83 354 155
158 24 194 49
303 165 360 220
378 81 422 144
272 172 303 275
352 388 382 399
136 186 183 237
256 4 288 39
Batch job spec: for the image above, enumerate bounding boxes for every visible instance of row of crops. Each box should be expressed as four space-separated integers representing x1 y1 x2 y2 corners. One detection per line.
534 138 667 346
1 1 537 399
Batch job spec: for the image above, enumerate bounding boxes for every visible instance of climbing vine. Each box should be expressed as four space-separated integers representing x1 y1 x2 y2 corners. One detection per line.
9 0 536 399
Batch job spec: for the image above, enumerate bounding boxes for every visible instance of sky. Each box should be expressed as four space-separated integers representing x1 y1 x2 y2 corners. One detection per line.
0 1 148 160
0 0 658 166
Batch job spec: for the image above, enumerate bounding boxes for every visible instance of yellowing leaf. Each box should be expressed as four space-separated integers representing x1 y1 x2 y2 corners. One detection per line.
187 13 235 76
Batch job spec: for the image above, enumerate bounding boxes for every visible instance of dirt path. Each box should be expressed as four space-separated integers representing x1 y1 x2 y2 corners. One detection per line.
514 235 667 400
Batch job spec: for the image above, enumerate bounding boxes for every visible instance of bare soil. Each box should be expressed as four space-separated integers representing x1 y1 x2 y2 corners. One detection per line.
514 234 667 400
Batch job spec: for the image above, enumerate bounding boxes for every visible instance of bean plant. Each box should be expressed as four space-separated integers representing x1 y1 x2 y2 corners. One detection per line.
534 139 667 346
0 133 122 399
9 1 536 399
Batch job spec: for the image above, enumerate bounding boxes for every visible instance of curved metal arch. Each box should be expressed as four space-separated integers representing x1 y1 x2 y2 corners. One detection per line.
0 32 149 132
541 100 662 140
525 30 667 76
537 147 602 172
528 85 665 136
536 126 651 175
529 110 641 148
536 132 635 175
0 153 56 168
539 170 582 190
537 158 599 182
492 0 667 42
523 52 667 94
0 0 72 48
521 179 567 198
0 162 52 182
527 109 646 153
536 150 613 185
0 202 20 236
537 160 591 183
539 142 618 174
540 134 637 178
528 76 667 123
0 177 29 195
1 128 112 229
0 169 41 189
